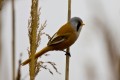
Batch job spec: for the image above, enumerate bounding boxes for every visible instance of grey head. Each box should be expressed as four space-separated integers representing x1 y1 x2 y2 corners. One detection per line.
70 17 84 35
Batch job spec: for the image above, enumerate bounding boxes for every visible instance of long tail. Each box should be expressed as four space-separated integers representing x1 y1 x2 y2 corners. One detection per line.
22 46 53 66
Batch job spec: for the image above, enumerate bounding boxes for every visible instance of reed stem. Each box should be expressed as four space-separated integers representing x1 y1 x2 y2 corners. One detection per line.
65 0 71 80
11 0 15 80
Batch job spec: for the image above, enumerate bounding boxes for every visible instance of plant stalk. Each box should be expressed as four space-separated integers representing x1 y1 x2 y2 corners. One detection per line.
11 0 15 80
65 0 71 80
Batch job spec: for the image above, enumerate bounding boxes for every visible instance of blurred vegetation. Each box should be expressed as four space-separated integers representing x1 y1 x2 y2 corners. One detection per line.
11 0 15 80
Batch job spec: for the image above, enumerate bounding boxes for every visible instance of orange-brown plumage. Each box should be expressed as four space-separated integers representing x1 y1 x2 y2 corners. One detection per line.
22 17 84 66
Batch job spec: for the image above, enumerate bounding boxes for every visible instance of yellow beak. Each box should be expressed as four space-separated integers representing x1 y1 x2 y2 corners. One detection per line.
82 23 85 26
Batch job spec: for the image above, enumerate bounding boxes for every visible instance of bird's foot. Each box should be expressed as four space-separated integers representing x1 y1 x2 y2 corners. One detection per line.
65 52 71 57
61 50 71 57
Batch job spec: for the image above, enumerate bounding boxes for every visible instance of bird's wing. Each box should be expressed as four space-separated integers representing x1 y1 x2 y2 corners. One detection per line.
47 33 70 46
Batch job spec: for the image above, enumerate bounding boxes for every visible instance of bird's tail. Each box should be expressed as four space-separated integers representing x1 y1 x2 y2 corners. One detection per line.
22 46 53 66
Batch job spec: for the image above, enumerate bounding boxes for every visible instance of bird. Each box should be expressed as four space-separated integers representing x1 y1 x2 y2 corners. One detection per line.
22 17 85 66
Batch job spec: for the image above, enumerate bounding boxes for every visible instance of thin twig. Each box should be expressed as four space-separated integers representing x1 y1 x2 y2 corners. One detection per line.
11 0 15 80
65 0 71 80
16 53 22 80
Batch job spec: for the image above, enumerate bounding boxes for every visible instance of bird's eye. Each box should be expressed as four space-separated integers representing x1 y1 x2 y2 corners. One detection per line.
77 21 81 31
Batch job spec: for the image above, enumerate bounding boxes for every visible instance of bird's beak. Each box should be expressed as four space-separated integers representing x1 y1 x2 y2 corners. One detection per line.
82 23 85 26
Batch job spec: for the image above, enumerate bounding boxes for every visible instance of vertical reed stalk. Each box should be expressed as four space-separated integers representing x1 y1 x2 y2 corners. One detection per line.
0 6 2 65
29 0 39 80
16 53 22 80
11 0 15 80
118 56 120 80
65 0 71 80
